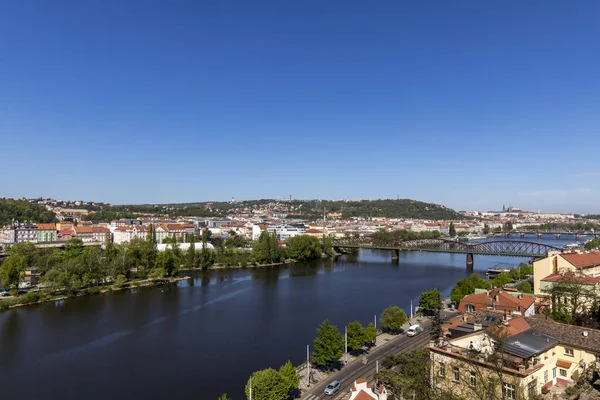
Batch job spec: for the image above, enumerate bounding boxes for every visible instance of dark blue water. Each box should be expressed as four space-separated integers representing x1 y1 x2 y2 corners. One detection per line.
0 238 575 398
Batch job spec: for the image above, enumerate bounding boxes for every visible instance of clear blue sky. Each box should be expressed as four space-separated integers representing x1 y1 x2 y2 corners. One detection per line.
1 1 599 213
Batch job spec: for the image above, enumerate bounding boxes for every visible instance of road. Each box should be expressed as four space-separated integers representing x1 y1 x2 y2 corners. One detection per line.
301 320 433 400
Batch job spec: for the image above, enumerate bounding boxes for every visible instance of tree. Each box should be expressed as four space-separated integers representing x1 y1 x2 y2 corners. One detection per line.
449 222 456 237
419 288 443 314
346 320 365 352
64 238 84 260
245 368 288 400
202 229 212 243
186 236 196 268
217 394 231 400
322 236 334 257
156 250 176 277
503 221 513 232
313 320 344 368
144 225 158 270
491 272 512 287
0 254 25 290
286 235 322 261
376 349 434 400
585 238 600 250
380 306 408 333
279 360 300 395
516 281 532 294
428 289 444 341
364 322 377 346
483 224 490 234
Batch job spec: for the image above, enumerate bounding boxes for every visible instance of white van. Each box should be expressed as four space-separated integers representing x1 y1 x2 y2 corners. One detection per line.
406 324 422 337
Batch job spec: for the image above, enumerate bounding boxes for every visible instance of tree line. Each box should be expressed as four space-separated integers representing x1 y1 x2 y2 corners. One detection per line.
0 198 56 226
370 229 441 246
450 263 534 303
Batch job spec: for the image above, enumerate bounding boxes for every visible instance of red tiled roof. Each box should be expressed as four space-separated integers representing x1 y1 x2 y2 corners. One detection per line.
556 359 572 369
541 273 599 285
306 229 323 234
502 316 531 337
36 223 56 230
355 378 367 384
458 290 535 314
59 229 74 235
354 391 376 400
561 251 600 269
73 226 94 233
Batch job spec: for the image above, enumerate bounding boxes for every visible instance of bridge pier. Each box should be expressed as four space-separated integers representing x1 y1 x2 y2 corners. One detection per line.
466 253 474 272
537 233 542 239
575 234 580 240
555 234 561 239
520 233 525 238
392 249 399 261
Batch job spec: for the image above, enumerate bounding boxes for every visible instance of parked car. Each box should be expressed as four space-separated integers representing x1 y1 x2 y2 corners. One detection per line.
406 324 422 337
324 380 340 396
0 289 9 297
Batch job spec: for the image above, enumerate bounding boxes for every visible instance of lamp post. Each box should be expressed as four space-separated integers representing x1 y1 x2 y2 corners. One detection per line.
345 325 348 363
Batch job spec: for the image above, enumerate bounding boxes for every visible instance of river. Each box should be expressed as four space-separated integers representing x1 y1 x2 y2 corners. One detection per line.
0 235 588 398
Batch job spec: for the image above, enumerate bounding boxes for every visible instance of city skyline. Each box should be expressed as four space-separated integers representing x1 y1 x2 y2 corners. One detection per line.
1 1 599 213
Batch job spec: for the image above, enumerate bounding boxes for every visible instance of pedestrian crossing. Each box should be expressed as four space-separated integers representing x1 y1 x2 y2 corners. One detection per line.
303 395 320 400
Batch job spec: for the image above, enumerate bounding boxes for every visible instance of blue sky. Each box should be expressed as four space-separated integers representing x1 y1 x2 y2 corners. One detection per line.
1 1 599 213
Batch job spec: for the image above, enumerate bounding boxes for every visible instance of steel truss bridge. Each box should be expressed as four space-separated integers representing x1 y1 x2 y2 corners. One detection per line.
332 238 561 270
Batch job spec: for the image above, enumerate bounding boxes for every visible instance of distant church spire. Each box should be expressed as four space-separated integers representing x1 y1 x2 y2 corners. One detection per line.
502 204 505 211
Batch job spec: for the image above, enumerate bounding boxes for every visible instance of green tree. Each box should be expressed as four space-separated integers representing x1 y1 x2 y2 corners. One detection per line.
503 221 514 232
279 360 300 395
483 223 491 234
419 288 443 314
286 235 322 261
492 272 512 287
346 320 365 352
202 229 212 243
449 222 456 237
217 394 231 400
322 236 334 257
516 281 532 294
156 250 176 277
380 306 408 333
0 254 25 290
186 236 196 268
144 224 158 269
585 238 600 250
364 322 377 346
64 237 85 260
245 368 288 400
313 320 344 368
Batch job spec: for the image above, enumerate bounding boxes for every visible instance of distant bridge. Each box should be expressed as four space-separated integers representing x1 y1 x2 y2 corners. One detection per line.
495 231 598 239
333 238 561 271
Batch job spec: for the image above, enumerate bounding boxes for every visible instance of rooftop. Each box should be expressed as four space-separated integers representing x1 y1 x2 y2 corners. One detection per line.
502 329 558 359
526 315 600 353
561 251 600 269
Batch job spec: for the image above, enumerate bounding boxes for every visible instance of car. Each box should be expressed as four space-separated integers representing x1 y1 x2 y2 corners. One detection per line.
324 380 340 396
406 324 422 337
0 289 9 297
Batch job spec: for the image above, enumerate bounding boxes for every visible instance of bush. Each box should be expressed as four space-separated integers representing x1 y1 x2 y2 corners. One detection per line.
113 275 127 288
17 291 47 305
148 268 166 279
85 286 103 295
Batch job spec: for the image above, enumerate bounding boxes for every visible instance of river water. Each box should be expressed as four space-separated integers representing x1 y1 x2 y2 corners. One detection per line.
0 235 589 398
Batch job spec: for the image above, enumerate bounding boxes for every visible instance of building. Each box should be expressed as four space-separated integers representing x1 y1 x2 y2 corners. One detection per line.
533 251 600 294
113 226 148 244
349 378 387 400
251 224 268 241
457 288 536 317
36 223 57 242
55 221 74 231
15 224 38 243
526 315 600 389
267 224 307 241
72 226 110 244
430 326 559 399
0 227 16 244
538 272 599 314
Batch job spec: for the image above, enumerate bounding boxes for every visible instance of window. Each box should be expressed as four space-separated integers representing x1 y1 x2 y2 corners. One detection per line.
438 362 445 378
469 372 476 388
465 304 475 312
559 369 567 377
564 348 574 357
528 379 537 398
453 366 460 382
544 370 548 383
502 382 516 400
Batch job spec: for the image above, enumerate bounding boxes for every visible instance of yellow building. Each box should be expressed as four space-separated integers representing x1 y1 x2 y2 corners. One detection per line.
430 314 600 399
533 250 600 295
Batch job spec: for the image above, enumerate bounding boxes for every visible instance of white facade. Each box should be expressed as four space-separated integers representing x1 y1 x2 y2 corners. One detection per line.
267 224 307 241
113 226 148 244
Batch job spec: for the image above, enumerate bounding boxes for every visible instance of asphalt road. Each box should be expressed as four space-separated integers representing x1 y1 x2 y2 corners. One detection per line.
301 320 433 400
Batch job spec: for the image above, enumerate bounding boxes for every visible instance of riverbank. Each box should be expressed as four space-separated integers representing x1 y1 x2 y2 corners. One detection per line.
179 252 339 271
0 275 190 311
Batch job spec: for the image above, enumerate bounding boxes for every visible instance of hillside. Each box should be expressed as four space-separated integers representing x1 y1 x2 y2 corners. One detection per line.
109 198 461 220
0 198 56 226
